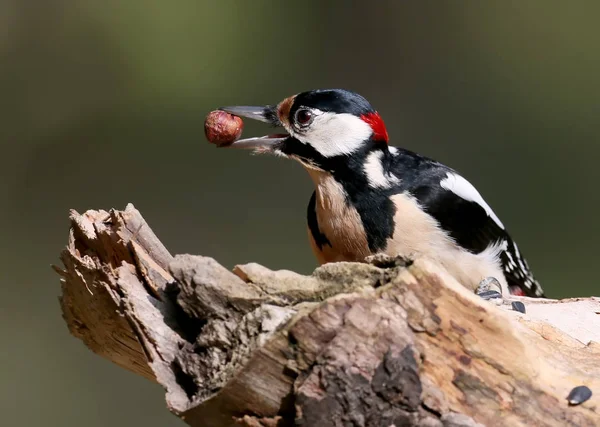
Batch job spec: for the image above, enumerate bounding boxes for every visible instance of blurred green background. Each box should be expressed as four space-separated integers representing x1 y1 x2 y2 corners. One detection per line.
1 1 599 426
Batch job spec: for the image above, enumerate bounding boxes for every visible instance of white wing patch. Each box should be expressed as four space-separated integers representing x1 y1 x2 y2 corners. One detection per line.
364 150 400 188
440 172 505 229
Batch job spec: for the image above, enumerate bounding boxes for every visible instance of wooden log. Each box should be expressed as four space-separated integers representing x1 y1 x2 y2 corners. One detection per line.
54 204 600 427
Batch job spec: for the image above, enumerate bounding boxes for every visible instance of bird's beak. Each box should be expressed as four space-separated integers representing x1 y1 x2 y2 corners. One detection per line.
217 105 289 150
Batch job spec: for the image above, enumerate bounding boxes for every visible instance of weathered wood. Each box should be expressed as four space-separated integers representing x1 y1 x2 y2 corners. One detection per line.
54 205 600 427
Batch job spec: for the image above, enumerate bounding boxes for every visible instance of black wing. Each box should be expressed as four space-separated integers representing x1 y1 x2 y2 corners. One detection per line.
388 151 544 297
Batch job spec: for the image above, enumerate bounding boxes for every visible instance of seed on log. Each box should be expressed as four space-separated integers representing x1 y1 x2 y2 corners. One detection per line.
511 301 526 314
567 385 592 406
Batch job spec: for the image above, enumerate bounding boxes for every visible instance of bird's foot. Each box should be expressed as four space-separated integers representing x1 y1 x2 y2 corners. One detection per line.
475 277 527 313
476 277 503 305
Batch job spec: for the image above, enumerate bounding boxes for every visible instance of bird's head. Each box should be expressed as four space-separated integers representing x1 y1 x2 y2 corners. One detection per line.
218 89 390 172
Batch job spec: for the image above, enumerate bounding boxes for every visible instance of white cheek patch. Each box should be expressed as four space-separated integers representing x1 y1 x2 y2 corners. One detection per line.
364 150 400 188
440 172 505 229
292 111 373 158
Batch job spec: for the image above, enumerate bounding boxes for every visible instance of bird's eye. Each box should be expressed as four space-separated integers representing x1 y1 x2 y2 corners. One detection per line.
295 109 313 126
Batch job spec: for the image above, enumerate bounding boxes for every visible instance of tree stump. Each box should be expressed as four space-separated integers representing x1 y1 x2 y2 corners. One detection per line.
54 204 600 427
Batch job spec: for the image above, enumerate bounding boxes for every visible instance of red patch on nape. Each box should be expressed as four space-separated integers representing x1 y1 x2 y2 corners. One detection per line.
360 112 389 143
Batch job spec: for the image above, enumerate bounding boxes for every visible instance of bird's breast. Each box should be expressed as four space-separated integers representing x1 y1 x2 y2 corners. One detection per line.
307 175 372 264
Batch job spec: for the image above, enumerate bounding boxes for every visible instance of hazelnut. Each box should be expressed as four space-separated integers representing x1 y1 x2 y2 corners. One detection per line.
204 110 244 146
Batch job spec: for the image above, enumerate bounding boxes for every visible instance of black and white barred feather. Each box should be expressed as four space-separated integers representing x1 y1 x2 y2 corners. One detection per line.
497 238 544 297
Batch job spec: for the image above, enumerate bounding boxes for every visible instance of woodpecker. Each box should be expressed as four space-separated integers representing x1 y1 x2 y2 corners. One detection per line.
218 89 545 298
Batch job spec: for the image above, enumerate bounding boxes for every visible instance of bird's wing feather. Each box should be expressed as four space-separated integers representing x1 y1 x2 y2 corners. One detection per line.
388 151 544 297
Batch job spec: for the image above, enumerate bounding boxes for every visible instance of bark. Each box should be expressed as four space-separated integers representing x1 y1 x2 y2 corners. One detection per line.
54 204 600 427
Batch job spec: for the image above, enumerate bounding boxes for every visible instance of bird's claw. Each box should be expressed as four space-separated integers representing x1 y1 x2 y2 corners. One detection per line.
476 277 503 305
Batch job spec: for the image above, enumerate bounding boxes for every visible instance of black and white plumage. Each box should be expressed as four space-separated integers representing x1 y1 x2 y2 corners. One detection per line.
364 146 544 297
218 89 545 298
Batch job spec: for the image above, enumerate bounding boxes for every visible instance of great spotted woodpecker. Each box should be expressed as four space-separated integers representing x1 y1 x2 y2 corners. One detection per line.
218 89 545 299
